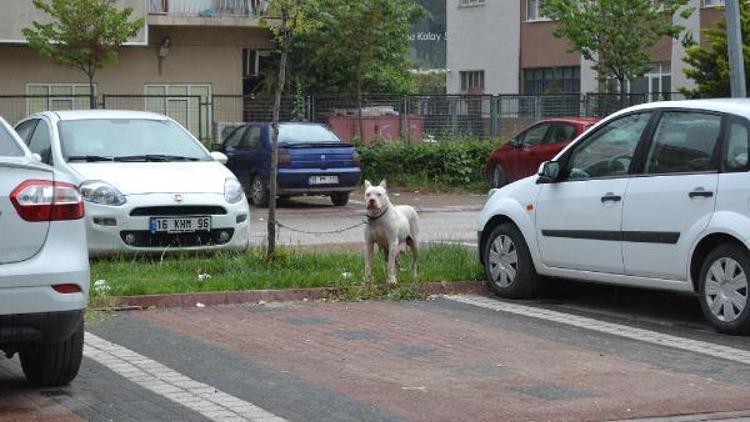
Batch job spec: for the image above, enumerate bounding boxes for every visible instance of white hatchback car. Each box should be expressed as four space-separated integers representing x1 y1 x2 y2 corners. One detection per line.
0 116 89 386
15 110 250 256
479 99 750 335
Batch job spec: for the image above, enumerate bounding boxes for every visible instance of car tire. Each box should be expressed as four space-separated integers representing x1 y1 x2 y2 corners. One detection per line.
250 175 270 208
331 192 350 206
492 164 509 189
698 243 750 335
483 222 538 299
20 320 84 387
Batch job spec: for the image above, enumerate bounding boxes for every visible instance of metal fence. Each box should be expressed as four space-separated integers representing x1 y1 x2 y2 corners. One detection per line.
0 92 686 142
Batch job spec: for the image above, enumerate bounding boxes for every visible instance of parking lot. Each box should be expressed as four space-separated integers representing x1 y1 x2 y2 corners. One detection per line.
2 193 750 421
2 284 750 421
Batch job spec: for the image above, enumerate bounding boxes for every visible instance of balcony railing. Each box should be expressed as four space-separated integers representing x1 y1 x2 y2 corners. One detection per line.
148 0 270 17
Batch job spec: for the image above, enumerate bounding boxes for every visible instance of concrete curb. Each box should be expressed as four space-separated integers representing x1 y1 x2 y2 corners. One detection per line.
105 281 486 310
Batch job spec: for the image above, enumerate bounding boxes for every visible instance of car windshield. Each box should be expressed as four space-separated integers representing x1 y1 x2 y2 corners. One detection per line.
58 119 210 162
279 124 341 145
0 123 23 157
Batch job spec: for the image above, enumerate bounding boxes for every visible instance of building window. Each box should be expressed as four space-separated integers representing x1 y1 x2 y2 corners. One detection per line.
460 71 485 93
26 83 95 115
703 0 724 6
144 84 212 140
459 0 485 7
527 0 548 21
628 62 672 100
523 66 580 95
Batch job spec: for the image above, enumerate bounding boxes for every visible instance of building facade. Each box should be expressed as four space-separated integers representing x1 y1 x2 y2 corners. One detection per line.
447 0 726 96
0 0 275 136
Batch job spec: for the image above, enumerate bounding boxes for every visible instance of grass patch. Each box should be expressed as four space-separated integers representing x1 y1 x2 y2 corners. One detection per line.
90 244 484 298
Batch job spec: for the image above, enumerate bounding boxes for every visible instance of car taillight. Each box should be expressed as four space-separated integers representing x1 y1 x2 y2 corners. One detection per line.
278 150 291 166
10 180 84 222
352 150 361 166
52 284 82 294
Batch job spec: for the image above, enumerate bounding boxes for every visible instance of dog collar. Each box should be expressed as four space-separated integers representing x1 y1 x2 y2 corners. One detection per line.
367 206 389 222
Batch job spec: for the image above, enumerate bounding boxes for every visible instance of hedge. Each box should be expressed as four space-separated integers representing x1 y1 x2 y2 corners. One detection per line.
356 139 500 191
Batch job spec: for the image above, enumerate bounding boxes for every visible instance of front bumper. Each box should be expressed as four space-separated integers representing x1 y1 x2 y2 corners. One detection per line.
85 193 251 256
0 310 83 345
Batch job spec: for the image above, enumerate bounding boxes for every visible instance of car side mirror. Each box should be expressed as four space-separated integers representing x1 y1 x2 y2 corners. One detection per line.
510 138 523 148
31 153 42 162
210 151 228 165
537 161 560 184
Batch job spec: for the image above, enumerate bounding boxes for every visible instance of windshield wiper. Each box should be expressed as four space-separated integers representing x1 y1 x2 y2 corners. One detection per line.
114 154 201 162
66 155 115 162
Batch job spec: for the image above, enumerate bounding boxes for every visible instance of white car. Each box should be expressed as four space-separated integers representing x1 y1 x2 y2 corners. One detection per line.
14 110 250 256
0 116 89 386
479 99 750 335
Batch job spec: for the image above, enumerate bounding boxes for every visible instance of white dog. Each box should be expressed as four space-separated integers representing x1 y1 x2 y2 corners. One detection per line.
363 180 420 284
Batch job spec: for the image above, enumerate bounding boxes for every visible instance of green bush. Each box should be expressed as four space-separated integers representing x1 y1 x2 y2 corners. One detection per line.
356 138 500 191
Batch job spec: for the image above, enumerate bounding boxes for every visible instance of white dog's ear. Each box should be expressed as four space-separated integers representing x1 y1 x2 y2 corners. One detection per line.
379 179 387 188
364 180 372 189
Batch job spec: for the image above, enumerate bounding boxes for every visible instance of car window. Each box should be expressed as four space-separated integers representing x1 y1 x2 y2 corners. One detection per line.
242 126 262 148
224 126 247 149
28 119 53 164
14 120 38 143
725 119 749 172
279 124 341 145
58 119 210 161
644 112 722 174
521 124 550 146
566 112 652 180
0 124 23 157
548 124 577 144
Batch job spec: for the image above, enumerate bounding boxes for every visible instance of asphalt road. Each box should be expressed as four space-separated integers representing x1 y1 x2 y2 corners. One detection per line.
248 191 485 248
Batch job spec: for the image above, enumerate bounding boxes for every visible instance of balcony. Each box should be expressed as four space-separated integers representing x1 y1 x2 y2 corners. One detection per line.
148 0 271 27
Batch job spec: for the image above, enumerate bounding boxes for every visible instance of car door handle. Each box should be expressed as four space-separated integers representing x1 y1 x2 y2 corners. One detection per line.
601 193 622 203
689 190 714 198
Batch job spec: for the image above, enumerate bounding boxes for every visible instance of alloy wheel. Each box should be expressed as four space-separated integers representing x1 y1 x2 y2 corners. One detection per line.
488 234 518 288
705 257 749 322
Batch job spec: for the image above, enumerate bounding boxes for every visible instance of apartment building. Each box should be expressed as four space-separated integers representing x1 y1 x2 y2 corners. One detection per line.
0 0 275 134
447 0 726 96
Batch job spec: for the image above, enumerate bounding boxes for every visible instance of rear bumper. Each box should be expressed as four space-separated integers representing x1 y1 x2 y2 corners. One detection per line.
0 310 84 345
277 167 361 194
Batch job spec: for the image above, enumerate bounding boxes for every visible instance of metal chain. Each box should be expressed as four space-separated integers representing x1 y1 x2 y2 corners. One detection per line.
275 220 367 235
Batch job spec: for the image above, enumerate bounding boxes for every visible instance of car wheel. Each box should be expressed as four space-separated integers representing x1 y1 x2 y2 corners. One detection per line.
492 164 509 189
483 222 538 298
20 320 84 387
698 243 750 335
250 175 270 208
331 192 350 206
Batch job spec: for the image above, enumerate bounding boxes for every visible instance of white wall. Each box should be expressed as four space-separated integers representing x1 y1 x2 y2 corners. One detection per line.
671 0 701 93
446 0 520 94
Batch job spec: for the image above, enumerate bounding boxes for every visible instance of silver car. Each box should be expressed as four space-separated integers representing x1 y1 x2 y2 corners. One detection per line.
0 116 89 386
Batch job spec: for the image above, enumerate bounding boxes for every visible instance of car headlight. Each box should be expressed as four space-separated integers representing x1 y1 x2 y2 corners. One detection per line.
79 180 127 206
224 178 244 204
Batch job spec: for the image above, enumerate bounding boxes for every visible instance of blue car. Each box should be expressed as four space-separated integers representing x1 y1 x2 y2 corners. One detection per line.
217 122 362 207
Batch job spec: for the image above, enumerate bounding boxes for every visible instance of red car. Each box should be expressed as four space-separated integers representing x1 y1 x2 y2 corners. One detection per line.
486 118 599 188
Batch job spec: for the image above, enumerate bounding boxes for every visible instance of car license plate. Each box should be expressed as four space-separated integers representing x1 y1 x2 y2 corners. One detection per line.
149 216 211 234
309 175 339 185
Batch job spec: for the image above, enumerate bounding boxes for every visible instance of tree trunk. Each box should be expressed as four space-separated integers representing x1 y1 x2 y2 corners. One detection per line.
88 73 96 109
268 34 289 257
357 71 364 142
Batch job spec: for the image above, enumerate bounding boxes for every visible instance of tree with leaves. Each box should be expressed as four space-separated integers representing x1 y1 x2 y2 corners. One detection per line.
299 0 424 139
23 0 144 109
263 0 318 257
542 0 691 105
681 0 750 98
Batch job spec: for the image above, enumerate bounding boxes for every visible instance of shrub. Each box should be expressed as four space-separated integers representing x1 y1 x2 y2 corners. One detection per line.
356 138 500 191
